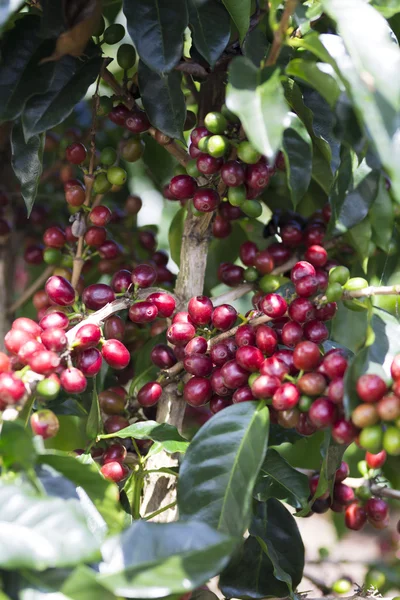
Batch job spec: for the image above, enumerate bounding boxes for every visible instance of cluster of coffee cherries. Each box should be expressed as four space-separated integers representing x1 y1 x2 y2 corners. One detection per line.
308 459 391 532
351 359 400 456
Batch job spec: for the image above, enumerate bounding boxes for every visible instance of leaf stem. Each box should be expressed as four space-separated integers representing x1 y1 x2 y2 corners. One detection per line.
144 500 177 521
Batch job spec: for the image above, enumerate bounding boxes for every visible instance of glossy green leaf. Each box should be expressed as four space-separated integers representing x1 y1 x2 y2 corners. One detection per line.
86 383 102 440
331 301 368 354
22 54 102 140
142 134 177 184
243 28 270 67
0 420 36 470
98 421 189 454
282 113 312 208
61 566 117 600
226 57 289 160
123 0 188 73
138 62 186 141
370 178 394 252
286 58 341 107
37 451 125 533
178 402 270 537
254 449 310 509
310 431 346 503
0 482 100 570
169 206 187 266
98 520 235 598
187 0 230 66
346 216 373 259
372 0 400 17
222 0 251 42
11 122 44 215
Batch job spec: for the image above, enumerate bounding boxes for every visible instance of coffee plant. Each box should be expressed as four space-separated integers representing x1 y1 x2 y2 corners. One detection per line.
0 0 399 598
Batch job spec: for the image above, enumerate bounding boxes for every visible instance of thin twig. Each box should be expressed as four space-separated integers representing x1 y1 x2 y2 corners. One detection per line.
7 266 54 315
265 0 298 67
148 127 190 166
297 470 400 501
303 571 332 595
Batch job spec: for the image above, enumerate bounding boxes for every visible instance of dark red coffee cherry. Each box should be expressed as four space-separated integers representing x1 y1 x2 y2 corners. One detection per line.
101 339 130 370
365 497 388 522
221 161 245 187
188 296 213 326
254 250 274 275
239 241 258 266
193 188 220 212
109 103 130 126
210 368 231 396
129 301 158 323
137 381 163 407
103 443 127 465
111 269 132 293
281 223 303 246
219 264 244 287
125 109 151 133
131 264 157 288
45 276 75 306
332 418 358 444
196 155 223 175
210 342 232 366
184 353 213 377
185 336 208 355
76 348 102 377
66 142 87 164
221 360 249 389
356 374 387 403
82 284 115 310
246 161 271 190
151 344 177 369
303 320 329 344
211 304 237 330
293 341 321 371
295 276 319 298
235 324 256 347
260 294 287 318
104 415 130 434
104 315 125 341
232 386 255 403
169 175 197 199
184 376 212 406
345 503 367 530
190 126 209 147
288 298 315 323
335 461 350 483
309 397 336 428
210 396 231 413
281 321 303 348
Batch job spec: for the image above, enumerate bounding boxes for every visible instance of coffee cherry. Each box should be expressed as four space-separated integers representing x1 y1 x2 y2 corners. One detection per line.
211 304 237 330
246 161 271 190
40 327 67 352
103 443 127 465
107 166 127 186
277 408 300 429
28 350 60 375
184 354 213 377
254 251 274 275
272 383 300 410
259 294 287 319
12 317 42 338
303 320 329 344
212 215 232 238
236 346 264 372
335 461 350 483
345 503 367 530
377 394 400 421
74 324 102 349
18 339 45 364
138 381 163 407
167 323 196 346
0 352 10 374
288 298 315 323
210 396 231 413
383 426 400 455
322 353 348 379
334 483 355 505
146 292 175 318
185 337 208 355
312 498 331 513
110 269 131 293
351 403 379 428
235 324 256 347
293 341 321 371
309 397 336 428
101 461 129 482
99 390 125 415
210 342 232 366
60 367 87 393
219 264 244 287
196 155 223 175
210 368 230 396
232 386 254 404
104 415 130 434
221 161 246 187
89 205 112 227
365 497 388 522
187 295 213 326
102 339 130 370
117 43 136 69
0 373 26 404
297 373 326 397
30 409 59 439
93 173 112 194
281 321 303 348
40 311 69 331
365 450 387 469
356 374 387 403
129 301 159 323
295 276 319 298
169 175 197 199
151 344 177 369
82 284 115 310
359 425 383 453
239 241 257 267
193 188 220 213
104 23 125 44
332 418 358 444
75 348 102 377
220 360 248 389
24 245 44 265
390 354 400 380
131 264 157 288
251 374 281 399
291 261 316 283
281 223 303 246
204 111 227 134
66 142 87 164
304 245 327 268
184 376 212 406
43 226 66 249
45 275 75 306
296 413 317 436
327 377 344 404
237 141 261 164
190 126 209 147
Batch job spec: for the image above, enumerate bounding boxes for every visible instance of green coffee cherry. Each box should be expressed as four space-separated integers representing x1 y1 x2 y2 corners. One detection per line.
383 425 400 455
332 579 352 595
93 16 105 38
248 373 260 387
100 146 117 166
107 166 127 186
121 137 144 162
186 159 201 178
198 136 210 152
357 460 369 477
343 277 368 291
60 254 73 268
43 248 62 265
298 395 313 412
93 173 112 194
359 425 383 453
365 570 386 590
221 103 240 124
97 96 113 117
117 44 136 70
258 274 282 293
355 484 372 501
244 267 259 282
329 265 350 285
174 165 187 176
343 298 369 312
326 282 343 303
103 23 125 45
36 377 61 400
237 141 261 164
192 207 204 217
204 111 227 134
228 185 246 206
207 135 229 158
242 200 262 218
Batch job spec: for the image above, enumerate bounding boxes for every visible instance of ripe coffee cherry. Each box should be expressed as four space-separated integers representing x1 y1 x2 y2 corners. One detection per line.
267 243 291 267
89 205 111 227
188 296 213 326
28 350 60 375
295 276 319 298
298 372 326 396
60 367 87 393
246 161 271 190
169 175 197 199
312 498 332 514
327 377 344 404
0 373 26 404
260 294 287 318
184 377 212 406
30 410 59 439
334 483 355 505
43 226 66 249
193 188 220 212
304 245 327 268
322 353 348 379
391 354 400 380
365 497 389 524
40 311 69 331
254 251 274 275
196 155 223 175
104 415 130 434
146 292 175 318
210 368 231 396
76 348 102 377
332 418 358 444
111 269 132 293
335 462 350 483
190 126 209 147
303 320 329 344
260 356 289 380
366 450 387 469
210 396 231 413
99 390 125 415
304 225 325 247
377 394 400 421
345 503 367 530
84 226 107 248
281 321 303 348
219 264 244 287
151 344 177 369
101 461 129 482
138 381 163 407
65 183 86 207
102 339 130 370
356 374 387 403
12 317 42 338
167 322 196 346
288 298 315 323
103 444 127 465
293 341 321 371
0 352 10 373
315 302 337 322
296 413 317 436
129 301 158 323
40 328 67 352
221 161 245 187
99 240 120 260
220 360 248 389
82 284 115 310
251 374 281 399
281 223 303 246
210 342 232 366
291 261 316 284
184 354 213 377
236 324 256 347
74 324 102 349
232 386 255 403
66 142 87 164
24 245 44 265
45 276 75 306
309 397 336 428
236 346 264 372
212 304 237 330
185 336 208 355
240 241 258 266
131 264 157 288
272 383 300 411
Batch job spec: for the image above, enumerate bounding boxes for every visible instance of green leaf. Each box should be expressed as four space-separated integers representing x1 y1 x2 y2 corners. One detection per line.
222 0 250 42
220 499 304 599
282 113 312 208
254 449 310 509
37 451 125 534
11 122 44 215
61 566 117 600
142 134 177 184
138 62 186 141
370 177 394 252
226 57 289 161
0 482 100 569
343 347 369 417
0 420 36 470
0 1 23 29
187 0 231 67
286 58 341 108
346 216 373 259
22 54 102 140
372 0 400 17
168 206 187 266
178 402 270 537
123 0 188 73
98 421 189 454
86 382 102 440
311 431 346 502
98 520 235 598
243 28 270 67
331 301 368 354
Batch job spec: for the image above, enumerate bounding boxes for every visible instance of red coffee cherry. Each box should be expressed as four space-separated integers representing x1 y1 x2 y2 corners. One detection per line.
137 381 163 407
260 356 289 380
151 344 177 369
254 326 277 356
89 205 112 227
232 386 255 404
185 336 208 355
65 184 86 207
210 342 232 367
60 367 87 393
125 109 151 133
40 328 67 352
304 224 325 247
169 175 197 199
184 376 212 406
102 443 127 465
0 373 26 405
288 298 315 323
40 311 69 330
82 284 115 310
246 161 272 190
345 503 367 530
296 413 317 436
304 245 328 268
281 321 303 348
295 276 319 298
291 261 316 283
333 483 355 505
188 295 213 326
309 397 336 428
24 245 44 265
335 461 350 483
99 240 120 260
356 374 387 403
45 275 75 306
196 155 223 175
111 269 132 293
28 350 60 375
131 264 157 288
76 348 102 377
390 354 400 380
219 264 244 287
0 352 10 373
211 304 237 330
30 409 59 439
322 352 348 379
235 346 264 372
167 322 196 346
101 461 129 482
365 497 388 522
129 301 159 323
254 250 274 275
101 339 130 370
251 374 281 400
184 354 213 377
190 126 209 147
74 324 102 349
146 292 175 318
239 241 258 266
221 161 245 187
303 320 329 344
66 142 87 164
220 360 248 389
104 316 125 341
365 450 387 469
272 383 300 411
104 415 130 434
293 341 321 371
260 294 287 318
12 317 42 338
193 188 220 212
332 418 358 444
210 396 231 413
43 226 66 249
235 324 256 347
